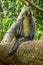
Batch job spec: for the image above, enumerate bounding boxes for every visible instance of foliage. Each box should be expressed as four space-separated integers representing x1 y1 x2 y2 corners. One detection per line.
0 0 43 41
33 0 43 39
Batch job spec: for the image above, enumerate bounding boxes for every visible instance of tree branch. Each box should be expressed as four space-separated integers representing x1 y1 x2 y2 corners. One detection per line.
27 0 43 13
0 40 43 65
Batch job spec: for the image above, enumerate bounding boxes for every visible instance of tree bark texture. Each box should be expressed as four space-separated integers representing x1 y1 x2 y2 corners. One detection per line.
0 40 43 65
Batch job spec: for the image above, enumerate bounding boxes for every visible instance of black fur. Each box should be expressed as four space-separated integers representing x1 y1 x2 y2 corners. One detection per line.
6 10 36 57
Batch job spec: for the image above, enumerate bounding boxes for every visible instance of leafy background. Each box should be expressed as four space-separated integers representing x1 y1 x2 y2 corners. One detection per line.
0 0 43 42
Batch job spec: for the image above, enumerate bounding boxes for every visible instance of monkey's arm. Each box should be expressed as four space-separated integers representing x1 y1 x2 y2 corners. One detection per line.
14 17 24 38
29 18 36 39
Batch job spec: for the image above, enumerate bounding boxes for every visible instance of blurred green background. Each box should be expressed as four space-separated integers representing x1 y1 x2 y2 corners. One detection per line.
0 0 43 42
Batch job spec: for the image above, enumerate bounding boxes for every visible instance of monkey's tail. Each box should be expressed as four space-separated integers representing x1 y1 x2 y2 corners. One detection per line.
5 37 25 58
5 41 19 58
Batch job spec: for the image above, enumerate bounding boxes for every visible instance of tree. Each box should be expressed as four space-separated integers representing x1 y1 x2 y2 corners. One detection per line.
0 0 43 65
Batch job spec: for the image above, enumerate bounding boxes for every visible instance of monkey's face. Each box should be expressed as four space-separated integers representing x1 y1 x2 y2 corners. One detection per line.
25 10 31 19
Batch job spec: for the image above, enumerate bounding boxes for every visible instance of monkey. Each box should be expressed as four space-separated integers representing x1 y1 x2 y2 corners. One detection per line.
6 9 36 57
